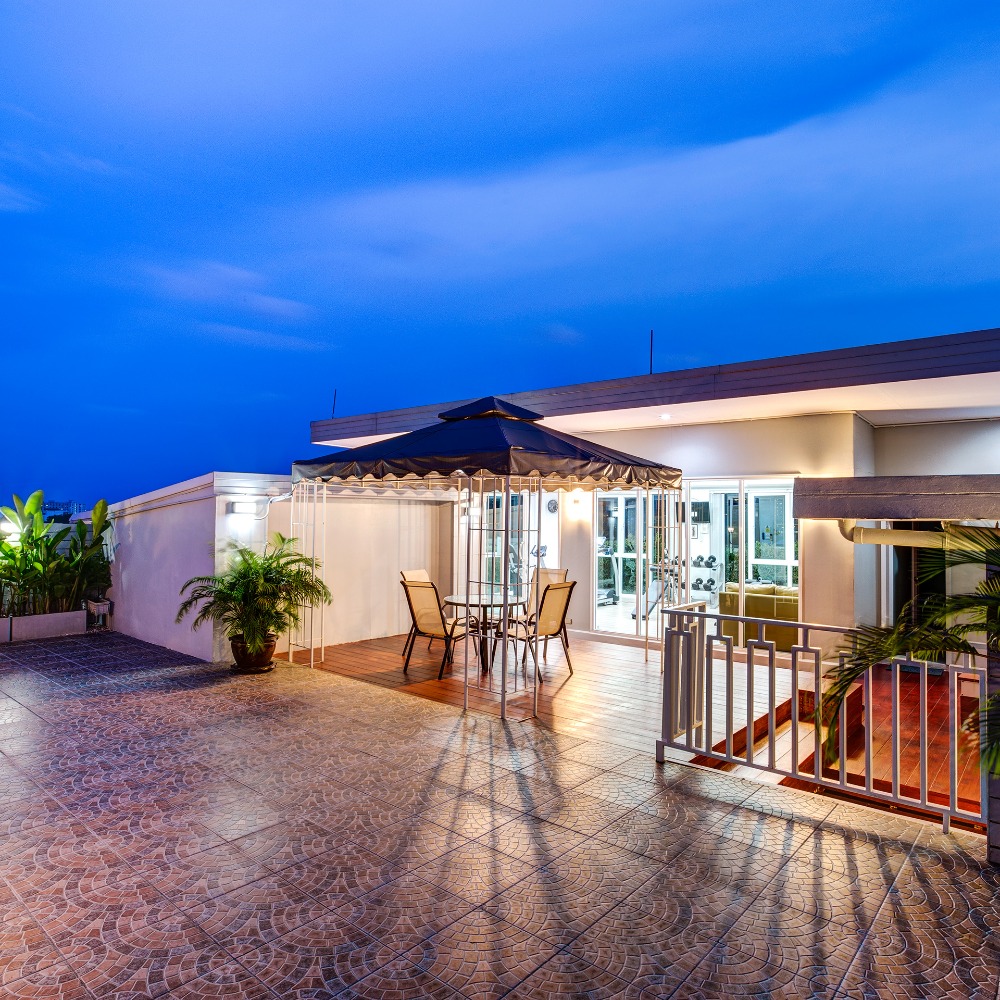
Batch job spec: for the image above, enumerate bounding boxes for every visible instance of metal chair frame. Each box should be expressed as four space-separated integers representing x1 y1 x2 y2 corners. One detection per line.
400 579 477 680
500 580 576 682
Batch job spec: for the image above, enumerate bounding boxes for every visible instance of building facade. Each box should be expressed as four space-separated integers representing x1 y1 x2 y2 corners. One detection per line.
309 327 1000 645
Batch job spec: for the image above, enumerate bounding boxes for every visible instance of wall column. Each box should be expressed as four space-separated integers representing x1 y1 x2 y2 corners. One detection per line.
988 562 1000 865
989 660 1000 865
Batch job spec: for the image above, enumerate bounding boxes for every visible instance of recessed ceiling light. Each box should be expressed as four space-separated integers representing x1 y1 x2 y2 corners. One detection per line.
659 414 671 421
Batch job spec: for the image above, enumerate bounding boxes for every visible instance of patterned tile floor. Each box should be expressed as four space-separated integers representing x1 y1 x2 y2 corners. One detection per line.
0 633 997 999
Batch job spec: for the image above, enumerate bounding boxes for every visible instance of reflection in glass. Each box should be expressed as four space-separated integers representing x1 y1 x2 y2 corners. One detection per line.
594 492 643 633
687 480 740 612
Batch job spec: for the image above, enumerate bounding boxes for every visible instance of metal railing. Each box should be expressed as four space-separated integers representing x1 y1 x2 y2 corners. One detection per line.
656 607 988 831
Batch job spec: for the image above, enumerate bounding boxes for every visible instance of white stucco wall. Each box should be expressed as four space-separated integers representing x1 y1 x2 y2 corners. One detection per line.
108 473 293 660
583 412 861 480
556 414 867 630
559 491 595 631
319 496 455 646
850 417 878 626
874 420 1000 476
110 492 218 660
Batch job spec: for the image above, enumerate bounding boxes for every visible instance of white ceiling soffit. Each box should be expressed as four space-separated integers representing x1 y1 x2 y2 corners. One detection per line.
315 371 1000 447
544 372 1000 435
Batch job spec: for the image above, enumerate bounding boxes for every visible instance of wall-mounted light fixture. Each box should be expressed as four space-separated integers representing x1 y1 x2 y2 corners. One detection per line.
226 500 258 515
565 488 589 522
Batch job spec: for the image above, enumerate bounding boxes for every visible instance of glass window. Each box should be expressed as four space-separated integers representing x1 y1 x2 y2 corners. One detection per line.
684 478 799 642
687 479 740 613
591 479 798 638
745 481 797 588
595 493 638 633
593 490 682 635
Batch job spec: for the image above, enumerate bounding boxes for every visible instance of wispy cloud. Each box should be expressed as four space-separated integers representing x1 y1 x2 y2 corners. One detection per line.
0 143 112 175
542 322 583 344
196 321 329 352
147 260 313 320
286 50 1000 309
0 180 37 212
0 102 46 124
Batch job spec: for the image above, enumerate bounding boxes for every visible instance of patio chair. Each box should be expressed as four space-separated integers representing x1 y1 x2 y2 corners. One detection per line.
400 569 431 582
400 580 477 679
521 568 568 656
400 569 432 656
502 580 576 682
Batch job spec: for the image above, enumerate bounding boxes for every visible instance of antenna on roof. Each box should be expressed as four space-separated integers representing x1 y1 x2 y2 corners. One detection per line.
332 389 338 418
649 329 654 375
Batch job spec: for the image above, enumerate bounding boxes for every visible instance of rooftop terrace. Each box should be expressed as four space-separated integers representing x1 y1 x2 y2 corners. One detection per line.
0 634 996 998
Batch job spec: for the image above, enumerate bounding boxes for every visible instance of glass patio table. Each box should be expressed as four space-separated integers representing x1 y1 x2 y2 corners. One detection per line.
443 588 528 672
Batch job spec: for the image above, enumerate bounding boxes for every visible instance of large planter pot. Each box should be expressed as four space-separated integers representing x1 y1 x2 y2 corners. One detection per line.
230 634 278 674
5 609 88 644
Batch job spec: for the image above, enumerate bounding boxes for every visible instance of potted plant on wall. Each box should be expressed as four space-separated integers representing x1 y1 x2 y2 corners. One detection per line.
176 534 331 674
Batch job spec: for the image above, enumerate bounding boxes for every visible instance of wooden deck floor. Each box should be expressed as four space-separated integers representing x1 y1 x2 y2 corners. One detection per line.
301 633 983 819
834 667 982 810
304 635 794 756
304 633 668 752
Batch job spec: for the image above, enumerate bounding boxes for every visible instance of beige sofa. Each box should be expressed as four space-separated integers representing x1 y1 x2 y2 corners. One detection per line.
718 582 800 652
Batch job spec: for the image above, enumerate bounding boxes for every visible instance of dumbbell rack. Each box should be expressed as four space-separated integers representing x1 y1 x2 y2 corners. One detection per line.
689 554 719 592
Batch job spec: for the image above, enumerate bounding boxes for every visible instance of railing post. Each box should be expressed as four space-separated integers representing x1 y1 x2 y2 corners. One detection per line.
657 613 673 763
988 659 1000 863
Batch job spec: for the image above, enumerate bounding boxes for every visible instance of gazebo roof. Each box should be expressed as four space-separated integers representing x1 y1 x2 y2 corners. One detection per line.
292 396 681 489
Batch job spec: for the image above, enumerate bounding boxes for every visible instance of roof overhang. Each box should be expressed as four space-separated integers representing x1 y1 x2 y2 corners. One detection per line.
794 475 1000 521
108 472 292 517
312 327 1000 447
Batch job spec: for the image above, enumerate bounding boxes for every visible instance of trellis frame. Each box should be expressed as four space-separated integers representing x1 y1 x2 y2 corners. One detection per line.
289 472 683 718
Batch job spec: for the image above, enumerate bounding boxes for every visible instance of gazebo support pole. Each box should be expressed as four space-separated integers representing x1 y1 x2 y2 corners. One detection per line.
462 477 471 713
660 487 668 648
534 483 542 718
500 476 512 720
320 482 327 665
644 487 651 662
309 482 318 669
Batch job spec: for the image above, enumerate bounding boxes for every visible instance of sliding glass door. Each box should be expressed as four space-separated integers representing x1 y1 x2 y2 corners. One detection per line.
595 493 639 633
745 480 798 587
685 477 798 638
592 479 799 638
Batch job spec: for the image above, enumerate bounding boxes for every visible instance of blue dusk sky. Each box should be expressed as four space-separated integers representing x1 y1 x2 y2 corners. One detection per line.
2 2 999 505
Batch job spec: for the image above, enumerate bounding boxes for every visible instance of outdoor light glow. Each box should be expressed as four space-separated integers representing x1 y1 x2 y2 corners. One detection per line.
565 489 590 522
226 500 258 515
660 414 672 420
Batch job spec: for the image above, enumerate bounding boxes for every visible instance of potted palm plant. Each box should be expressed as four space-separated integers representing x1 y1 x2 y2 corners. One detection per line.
176 534 331 674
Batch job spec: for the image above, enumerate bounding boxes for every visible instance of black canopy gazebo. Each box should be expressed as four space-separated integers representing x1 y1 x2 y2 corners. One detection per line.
291 396 682 717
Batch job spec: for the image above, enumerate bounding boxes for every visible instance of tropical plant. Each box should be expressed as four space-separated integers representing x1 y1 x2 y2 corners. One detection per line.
175 534 331 656
64 502 113 609
0 491 111 617
821 524 1000 775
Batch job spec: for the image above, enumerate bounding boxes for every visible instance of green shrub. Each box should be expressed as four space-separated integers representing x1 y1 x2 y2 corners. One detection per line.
0 491 112 617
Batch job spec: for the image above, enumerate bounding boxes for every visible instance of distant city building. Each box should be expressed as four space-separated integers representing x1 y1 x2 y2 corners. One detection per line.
42 500 85 523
